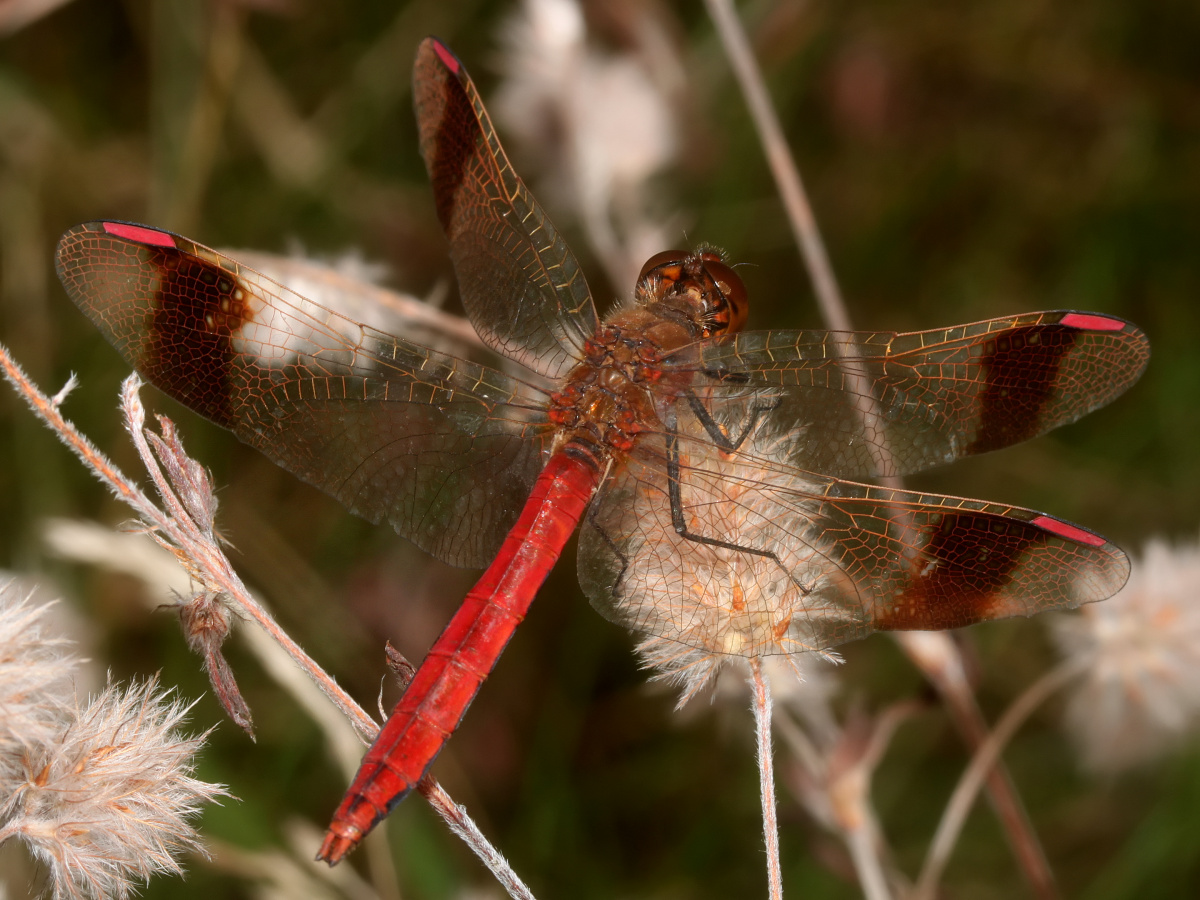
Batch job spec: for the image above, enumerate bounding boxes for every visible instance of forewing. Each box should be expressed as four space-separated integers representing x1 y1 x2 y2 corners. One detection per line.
579 427 1128 657
414 37 598 380
669 311 1149 480
57 221 553 569
230 249 507 372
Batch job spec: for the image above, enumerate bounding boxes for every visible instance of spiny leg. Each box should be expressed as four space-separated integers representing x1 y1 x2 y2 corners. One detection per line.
663 429 811 597
684 386 779 453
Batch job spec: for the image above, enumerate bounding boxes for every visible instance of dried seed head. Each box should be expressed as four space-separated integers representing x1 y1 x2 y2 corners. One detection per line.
0 585 76 786
145 414 219 538
176 592 253 736
492 0 682 283
609 424 843 708
1052 535 1200 772
2 675 228 899
177 590 232 655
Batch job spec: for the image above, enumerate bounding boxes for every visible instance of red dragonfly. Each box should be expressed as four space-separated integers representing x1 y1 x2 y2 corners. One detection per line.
56 38 1149 863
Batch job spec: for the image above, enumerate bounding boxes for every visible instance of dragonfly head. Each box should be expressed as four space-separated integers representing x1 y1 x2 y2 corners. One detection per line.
636 249 748 338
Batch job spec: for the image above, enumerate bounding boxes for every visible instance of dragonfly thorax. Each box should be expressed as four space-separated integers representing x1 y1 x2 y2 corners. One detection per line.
547 254 748 460
547 314 695 459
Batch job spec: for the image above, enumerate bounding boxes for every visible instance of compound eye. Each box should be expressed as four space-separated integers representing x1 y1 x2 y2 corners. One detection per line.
638 250 687 284
701 258 749 334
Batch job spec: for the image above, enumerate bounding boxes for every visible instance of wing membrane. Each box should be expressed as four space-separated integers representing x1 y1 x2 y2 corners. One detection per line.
413 37 598 380
56 221 552 568
229 249 509 373
667 312 1149 480
579 425 1128 657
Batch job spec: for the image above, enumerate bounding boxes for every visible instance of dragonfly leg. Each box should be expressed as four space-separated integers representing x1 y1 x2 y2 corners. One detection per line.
663 431 811 596
586 496 633 594
684 388 779 452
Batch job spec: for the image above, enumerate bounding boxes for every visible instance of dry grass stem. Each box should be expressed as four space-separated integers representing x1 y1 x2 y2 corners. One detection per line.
705 4 1058 892
827 706 916 900
702 0 849 332
845 827 891 900
898 631 1057 897
0 597 227 900
914 659 1085 900
0 340 536 899
205 821 387 900
749 658 784 900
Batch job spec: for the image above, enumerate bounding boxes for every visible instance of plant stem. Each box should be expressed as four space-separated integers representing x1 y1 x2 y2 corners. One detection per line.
914 659 1084 899
750 658 784 900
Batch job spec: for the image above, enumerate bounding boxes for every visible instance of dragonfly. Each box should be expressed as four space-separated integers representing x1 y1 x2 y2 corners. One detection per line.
56 37 1149 864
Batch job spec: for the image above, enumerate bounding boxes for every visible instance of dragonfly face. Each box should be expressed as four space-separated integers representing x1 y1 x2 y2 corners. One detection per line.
54 36 1150 862
636 249 750 339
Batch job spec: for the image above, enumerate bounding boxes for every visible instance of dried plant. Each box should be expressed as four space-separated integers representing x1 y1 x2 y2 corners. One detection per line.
0 589 76 786
0 677 225 900
493 0 684 290
1052 535 1200 772
0 585 226 900
0 346 536 900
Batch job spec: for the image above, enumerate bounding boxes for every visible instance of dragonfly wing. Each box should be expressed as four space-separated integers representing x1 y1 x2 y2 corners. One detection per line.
414 37 599 381
671 312 1149 480
57 221 552 569
579 427 1128 658
230 249 511 374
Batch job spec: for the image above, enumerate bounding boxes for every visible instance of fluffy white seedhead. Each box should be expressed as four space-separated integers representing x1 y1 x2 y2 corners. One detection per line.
1052 535 1200 772
492 0 682 285
622 424 845 709
2 675 228 899
0 585 76 786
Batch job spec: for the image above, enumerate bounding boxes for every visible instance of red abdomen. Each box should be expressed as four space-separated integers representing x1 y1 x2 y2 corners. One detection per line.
318 447 600 863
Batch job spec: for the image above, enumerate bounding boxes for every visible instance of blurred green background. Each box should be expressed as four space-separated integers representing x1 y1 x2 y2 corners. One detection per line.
0 0 1196 897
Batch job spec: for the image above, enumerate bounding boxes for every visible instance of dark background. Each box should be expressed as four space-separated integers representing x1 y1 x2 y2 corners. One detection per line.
0 0 1196 897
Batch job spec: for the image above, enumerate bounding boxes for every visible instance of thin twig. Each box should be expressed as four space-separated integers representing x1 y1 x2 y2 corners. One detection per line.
773 704 826 777
828 704 917 900
703 0 850 331
749 658 784 900
704 5 1060 895
914 659 1085 899
0 342 538 900
845 825 892 900
902 631 1059 899
851 704 917 900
